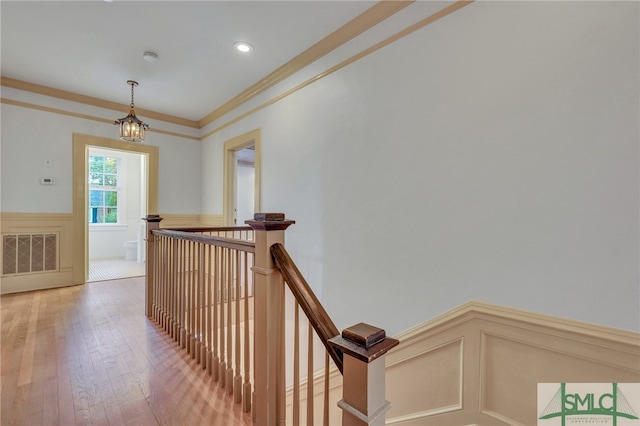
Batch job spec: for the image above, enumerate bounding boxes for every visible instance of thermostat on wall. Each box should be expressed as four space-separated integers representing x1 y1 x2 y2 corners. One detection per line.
41 177 56 185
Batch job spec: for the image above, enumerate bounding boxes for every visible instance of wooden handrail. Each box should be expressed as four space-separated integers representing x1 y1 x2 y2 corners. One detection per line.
270 242 344 374
152 229 255 253
162 226 253 233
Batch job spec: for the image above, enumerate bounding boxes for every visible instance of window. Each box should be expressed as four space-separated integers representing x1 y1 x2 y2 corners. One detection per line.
88 155 119 224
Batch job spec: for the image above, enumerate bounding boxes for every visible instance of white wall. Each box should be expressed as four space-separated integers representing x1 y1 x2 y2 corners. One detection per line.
202 2 639 334
2 2 637 334
0 92 202 215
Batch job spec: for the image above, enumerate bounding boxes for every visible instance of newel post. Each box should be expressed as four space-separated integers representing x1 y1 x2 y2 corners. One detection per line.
143 214 163 319
246 213 295 426
329 323 399 426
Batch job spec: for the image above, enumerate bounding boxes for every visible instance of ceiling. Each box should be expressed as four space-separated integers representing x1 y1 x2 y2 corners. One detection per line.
1 1 385 124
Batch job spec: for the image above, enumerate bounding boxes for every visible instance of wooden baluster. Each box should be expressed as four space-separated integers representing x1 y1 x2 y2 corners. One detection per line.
156 235 163 325
171 238 179 341
160 236 167 330
168 238 173 333
190 241 197 358
243 251 252 412
179 239 187 349
187 241 196 358
177 238 183 342
184 240 190 352
226 248 234 395
193 241 199 358
166 237 172 332
307 323 314 426
164 237 170 336
219 248 226 388
234 250 242 403
323 353 329 426
204 244 212 373
154 235 161 323
167 237 173 332
165 237 170 326
185 241 191 354
212 245 220 381
293 301 300 426
143 215 162 319
277 264 286 426
152 235 158 322
197 243 204 365
191 241 197 357
173 239 179 342
181 240 186 348
329 323 399 426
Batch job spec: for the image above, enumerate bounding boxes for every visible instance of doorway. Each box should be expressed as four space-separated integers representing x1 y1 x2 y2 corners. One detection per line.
87 147 147 281
72 133 159 284
223 129 262 226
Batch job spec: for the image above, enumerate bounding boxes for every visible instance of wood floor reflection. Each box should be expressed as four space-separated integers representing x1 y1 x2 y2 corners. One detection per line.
0 277 252 426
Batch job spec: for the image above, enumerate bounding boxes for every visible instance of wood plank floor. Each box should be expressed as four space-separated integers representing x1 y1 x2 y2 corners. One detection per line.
0 277 252 426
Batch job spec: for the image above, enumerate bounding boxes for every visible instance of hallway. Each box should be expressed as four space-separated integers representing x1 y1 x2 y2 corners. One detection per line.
0 277 252 426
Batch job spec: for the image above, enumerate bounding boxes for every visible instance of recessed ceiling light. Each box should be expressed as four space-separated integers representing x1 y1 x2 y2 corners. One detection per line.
234 42 253 53
143 51 158 62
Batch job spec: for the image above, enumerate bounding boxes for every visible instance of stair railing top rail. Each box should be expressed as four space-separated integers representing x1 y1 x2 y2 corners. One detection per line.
151 227 255 253
159 225 253 233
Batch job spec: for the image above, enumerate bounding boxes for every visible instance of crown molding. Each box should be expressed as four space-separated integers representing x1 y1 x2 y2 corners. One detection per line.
197 1 415 128
0 76 199 129
2 1 477 140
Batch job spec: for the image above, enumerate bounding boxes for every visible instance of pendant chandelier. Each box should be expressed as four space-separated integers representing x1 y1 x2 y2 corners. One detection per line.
114 80 149 142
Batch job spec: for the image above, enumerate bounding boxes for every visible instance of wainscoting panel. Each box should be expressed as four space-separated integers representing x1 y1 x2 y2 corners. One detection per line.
386 338 463 424
289 302 639 425
479 322 640 425
383 301 640 426
199 214 225 227
159 214 210 228
1 212 74 294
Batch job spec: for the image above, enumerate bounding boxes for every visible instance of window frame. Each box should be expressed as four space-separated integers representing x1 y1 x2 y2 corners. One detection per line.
88 153 122 225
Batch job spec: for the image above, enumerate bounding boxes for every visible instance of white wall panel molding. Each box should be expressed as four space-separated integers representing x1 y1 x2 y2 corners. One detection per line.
0 212 75 294
384 301 640 425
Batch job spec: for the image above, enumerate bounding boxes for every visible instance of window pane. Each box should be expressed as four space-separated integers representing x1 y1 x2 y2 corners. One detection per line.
89 156 104 174
96 208 105 223
89 173 103 186
104 157 118 174
104 174 117 187
105 191 117 207
89 190 103 207
105 208 117 223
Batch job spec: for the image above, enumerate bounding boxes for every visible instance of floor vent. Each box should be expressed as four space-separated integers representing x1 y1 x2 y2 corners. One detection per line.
2 233 58 275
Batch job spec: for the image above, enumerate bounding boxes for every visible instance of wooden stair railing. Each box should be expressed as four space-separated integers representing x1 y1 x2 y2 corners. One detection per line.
144 214 398 426
247 214 399 426
144 216 256 414
270 242 344 374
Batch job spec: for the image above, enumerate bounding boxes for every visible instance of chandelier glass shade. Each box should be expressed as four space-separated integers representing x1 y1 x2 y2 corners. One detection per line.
114 80 149 142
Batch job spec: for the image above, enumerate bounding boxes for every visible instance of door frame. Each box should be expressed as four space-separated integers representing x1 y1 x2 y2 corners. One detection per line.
72 133 158 284
223 129 261 226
